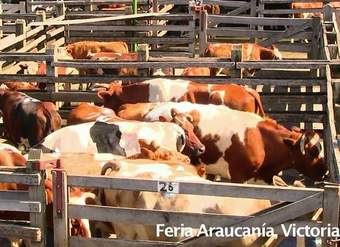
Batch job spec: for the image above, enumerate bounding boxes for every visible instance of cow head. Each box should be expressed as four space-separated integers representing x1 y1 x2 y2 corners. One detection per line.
260 45 282 60
159 109 205 159
283 129 328 181
97 84 123 111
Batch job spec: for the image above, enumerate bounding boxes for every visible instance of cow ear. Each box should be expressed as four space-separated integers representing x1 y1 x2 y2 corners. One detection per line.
97 90 109 99
283 137 298 147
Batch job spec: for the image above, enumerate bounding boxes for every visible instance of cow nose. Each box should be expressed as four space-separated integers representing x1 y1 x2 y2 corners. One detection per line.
197 145 205 155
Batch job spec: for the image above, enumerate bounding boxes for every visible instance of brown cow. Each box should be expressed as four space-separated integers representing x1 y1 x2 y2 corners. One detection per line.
0 90 61 148
205 43 282 76
181 67 211 76
68 103 119 125
98 79 265 116
66 41 129 59
292 2 340 18
117 102 328 183
86 52 138 76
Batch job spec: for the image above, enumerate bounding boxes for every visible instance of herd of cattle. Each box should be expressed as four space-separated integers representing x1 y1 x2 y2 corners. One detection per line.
0 24 330 247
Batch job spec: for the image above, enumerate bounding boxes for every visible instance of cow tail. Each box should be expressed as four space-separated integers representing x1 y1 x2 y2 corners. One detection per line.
247 89 265 117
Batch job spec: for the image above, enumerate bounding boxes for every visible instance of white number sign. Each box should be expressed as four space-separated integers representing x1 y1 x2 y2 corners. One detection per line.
157 181 179 194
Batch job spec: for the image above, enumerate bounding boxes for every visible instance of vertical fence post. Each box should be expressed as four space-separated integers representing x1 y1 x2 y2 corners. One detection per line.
151 0 159 51
258 0 264 31
52 169 69 247
27 154 46 247
250 0 256 43
138 43 149 77
188 2 196 57
36 11 46 51
15 19 26 51
46 45 58 107
84 0 93 12
0 4 3 39
322 184 340 247
199 10 207 56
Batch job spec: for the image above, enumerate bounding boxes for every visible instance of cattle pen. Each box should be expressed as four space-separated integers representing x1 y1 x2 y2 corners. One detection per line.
0 0 339 247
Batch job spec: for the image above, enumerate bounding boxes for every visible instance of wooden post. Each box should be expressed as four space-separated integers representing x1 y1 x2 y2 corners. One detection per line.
311 17 321 78
231 44 242 78
138 44 149 76
322 184 340 247
199 10 208 56
27 160 46 247
52 170 69 247
132 0 138 52
19 1 26 13
258 0 264 31
15 19 26 50
84 0 93 12
56 3 66 17
323 3 333 23
188 2 195 57
36 11 46 52
46 45 58 107
250 0 256 43
151 0 159 51
0 4 3 39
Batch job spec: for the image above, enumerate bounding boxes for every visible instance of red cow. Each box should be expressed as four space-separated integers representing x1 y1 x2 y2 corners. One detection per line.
98 79 265 116
205 43 282 76
0 90 61 148
68 102 120 125
66 41 129 59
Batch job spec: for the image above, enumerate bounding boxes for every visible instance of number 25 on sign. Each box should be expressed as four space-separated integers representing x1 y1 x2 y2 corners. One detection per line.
157 181 179 193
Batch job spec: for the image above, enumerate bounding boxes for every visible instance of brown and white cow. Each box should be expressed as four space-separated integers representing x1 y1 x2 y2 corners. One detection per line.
205 43 282 76
68 103 119 125
96 159 271 245
0 90 62 148
98 79 265 116
117 102 328 183
66 41 129 59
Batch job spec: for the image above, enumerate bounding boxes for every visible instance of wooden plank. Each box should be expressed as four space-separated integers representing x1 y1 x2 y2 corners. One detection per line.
0 190 29 201
208 15 311 26
69 204 251 227
53 60 235 69
69 237 177 247
261 8 323 15
67 175 322 202
208 28 313 40
182 192 323 246
0 171 41 185
28 12 167 26
237 60 328 69
67 25 192 32
203 0 254 7
0 200 41 212
68 36 193 44
0 223 41 241
0 53 50 61
225 3 250 16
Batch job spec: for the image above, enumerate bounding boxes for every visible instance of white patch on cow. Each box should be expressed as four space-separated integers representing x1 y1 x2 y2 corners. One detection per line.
210 90 225 103
23 96 40 103
117 161 174 179
144 102 263 180
0 143 21 153
119 132 140 157
145 78 190 102
42 122 98 154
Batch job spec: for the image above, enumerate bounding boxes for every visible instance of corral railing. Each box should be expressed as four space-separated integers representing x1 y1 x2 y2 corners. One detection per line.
198 11 321 57
51 169 339 247
0 159 47 247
